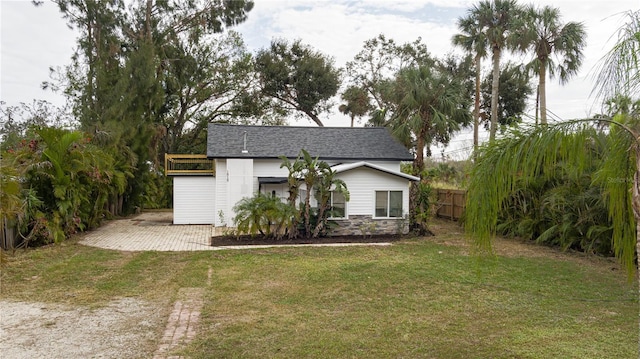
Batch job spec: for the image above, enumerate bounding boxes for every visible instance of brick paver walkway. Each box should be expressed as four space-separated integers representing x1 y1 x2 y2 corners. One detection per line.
152 287 204 359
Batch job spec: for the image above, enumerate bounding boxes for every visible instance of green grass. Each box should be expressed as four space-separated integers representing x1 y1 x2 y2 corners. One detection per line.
0 225 637 358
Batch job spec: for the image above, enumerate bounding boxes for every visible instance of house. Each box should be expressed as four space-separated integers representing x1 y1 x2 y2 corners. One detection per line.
167 124 418 236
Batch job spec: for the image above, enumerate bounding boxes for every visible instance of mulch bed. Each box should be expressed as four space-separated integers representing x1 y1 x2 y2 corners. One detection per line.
209 234 415 246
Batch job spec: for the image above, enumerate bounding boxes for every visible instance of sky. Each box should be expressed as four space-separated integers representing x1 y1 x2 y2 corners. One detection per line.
1 0 637 159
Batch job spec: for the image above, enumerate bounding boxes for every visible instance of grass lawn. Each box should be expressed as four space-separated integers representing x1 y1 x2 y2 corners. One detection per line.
1 219 637 358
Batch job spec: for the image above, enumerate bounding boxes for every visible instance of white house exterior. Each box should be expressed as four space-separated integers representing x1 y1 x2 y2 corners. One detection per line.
170 124 418 235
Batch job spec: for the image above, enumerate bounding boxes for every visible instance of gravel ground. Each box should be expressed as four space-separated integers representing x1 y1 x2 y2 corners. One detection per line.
0 298 164 359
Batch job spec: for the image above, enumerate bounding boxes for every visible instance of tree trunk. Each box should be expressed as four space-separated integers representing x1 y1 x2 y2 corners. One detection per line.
306 111 325 127
633 150 640 356
145 0 153 40
490 48 501 142
414 134 426 175
539 63 547 125
474 55 481 155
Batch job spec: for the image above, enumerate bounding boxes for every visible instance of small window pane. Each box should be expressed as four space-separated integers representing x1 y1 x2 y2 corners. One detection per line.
331 192 346 218
389 191 403 217
375 191 388 217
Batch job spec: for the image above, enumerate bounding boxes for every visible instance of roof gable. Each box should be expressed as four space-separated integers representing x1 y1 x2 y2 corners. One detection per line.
331 161 419 181
206 124 414 161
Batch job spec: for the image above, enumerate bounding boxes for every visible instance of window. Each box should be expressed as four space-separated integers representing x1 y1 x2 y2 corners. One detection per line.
330 191 346 218
375 191 403 218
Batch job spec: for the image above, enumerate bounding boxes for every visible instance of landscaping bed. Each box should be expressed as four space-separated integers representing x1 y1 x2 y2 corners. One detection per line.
209 233 416 246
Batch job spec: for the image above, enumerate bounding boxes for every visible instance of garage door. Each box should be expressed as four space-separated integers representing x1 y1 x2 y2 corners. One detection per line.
173 176 216 224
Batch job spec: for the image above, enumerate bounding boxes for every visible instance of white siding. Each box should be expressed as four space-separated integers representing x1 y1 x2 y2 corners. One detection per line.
227 158 254 224
359 161 402 172
215 159 228 226
173 176 216 224
253 159 289 193
325 160 401 172
260 183 289 202
253 159 288 176
336 167 411 218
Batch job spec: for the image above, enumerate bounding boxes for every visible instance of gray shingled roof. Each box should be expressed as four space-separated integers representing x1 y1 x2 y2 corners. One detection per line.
206 124 414 161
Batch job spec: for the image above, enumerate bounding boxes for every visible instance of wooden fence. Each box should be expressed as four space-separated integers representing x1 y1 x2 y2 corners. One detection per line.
435 189 466 221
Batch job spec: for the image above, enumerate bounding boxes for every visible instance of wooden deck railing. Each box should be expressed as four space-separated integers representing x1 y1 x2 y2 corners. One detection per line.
164 154 215 176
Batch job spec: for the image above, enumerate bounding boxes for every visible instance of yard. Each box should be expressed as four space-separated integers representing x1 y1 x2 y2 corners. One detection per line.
0 219 637 358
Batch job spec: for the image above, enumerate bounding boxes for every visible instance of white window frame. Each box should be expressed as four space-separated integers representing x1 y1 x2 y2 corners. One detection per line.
373 190 404 219
328 191 347 219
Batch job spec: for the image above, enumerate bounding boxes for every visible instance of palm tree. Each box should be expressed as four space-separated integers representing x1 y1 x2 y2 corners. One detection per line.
453 13 488 152
465 11 640 288
522 5 586 125
338 86 371 127
471 0 524 141
391 65 471 174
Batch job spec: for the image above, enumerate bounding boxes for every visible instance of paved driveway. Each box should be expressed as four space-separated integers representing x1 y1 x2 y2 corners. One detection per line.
80 211 214 251
80 211 392 252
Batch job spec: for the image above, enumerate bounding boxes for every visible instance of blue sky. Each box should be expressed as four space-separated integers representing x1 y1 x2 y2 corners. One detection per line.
1 0 636 158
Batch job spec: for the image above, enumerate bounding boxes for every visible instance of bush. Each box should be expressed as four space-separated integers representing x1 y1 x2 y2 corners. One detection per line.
232 193 295 239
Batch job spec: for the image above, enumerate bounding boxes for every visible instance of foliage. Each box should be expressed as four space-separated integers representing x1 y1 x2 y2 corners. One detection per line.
496 160 614 255
280 149 349 239
255 39 341 126
409 180 432 235
466 10 640 284
423 160 469 189
0 101 75 151
160 30 269 157
46 0 255 213
232 192 295 239
338 86 371 127
389 63 472 173
593 10 640 100
346 34 434 125
465 0 526 141
480 62 533 130
465 119 637 276
2 126 127 246
232 149 350 240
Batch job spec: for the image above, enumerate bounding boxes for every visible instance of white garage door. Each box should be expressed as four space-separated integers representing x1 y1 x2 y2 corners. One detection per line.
173 176 216 224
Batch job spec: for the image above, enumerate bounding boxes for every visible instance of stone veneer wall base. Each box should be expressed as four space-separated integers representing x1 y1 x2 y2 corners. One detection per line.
330 215 408 237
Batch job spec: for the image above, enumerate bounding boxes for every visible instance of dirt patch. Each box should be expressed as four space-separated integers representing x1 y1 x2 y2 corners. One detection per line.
428 218 623 270
0 298 164 359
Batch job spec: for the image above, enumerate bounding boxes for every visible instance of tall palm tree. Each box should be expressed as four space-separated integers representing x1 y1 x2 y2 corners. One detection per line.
471 0 524 141
453 13 488 152
523 5 586 125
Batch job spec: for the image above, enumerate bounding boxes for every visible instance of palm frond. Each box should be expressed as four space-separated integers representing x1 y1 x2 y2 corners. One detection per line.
465 119 636 273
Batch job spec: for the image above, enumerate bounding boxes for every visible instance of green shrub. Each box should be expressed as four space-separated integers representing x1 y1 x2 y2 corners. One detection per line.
233 193 295 239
